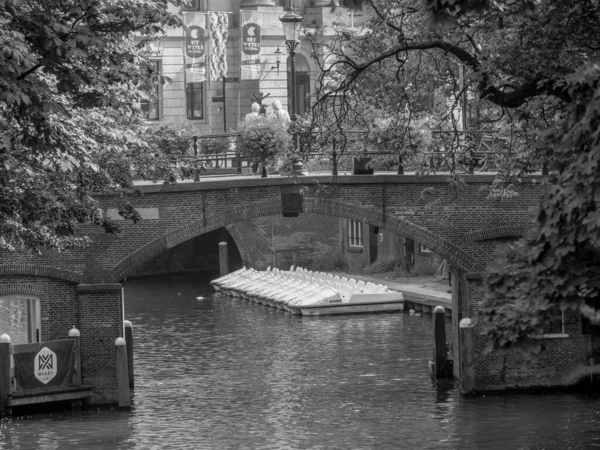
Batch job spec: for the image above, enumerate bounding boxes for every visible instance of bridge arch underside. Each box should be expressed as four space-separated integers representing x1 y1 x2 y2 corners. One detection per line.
109 197 479 283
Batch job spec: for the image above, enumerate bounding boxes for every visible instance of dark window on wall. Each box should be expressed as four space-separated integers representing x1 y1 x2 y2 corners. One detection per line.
141 60 161 121
183 0 204 11
348 219 363 247
542 307 564 335
278 0 301 10
186 82 204 120
404 237 415 265
582 298 600 335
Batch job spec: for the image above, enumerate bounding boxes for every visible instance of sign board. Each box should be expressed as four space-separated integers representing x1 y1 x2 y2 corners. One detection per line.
107 208 159 221
13 339 75 391
212 96 224 103
34 347 57 384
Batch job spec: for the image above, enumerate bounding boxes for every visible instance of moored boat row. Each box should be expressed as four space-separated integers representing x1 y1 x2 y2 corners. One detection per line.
210 266 404 316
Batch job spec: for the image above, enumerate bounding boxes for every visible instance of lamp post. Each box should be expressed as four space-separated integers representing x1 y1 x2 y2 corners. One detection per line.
280 9 304 124
271 47 283 75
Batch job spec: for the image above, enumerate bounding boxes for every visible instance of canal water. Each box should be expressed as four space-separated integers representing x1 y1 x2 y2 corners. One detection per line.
2 273 600 449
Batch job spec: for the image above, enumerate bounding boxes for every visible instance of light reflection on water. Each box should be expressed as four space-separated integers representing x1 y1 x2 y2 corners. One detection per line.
2 273 600 449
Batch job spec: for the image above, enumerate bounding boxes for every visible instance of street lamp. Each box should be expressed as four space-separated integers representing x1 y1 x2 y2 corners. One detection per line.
271 47 283 75
279 9 304 123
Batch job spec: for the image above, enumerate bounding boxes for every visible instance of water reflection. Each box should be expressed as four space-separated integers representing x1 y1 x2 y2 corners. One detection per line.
2 273 600 449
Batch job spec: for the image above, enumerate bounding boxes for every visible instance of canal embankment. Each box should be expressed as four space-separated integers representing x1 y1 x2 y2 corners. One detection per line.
333 272 452 313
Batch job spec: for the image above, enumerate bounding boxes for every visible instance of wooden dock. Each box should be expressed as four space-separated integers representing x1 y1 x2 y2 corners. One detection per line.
337 274 452 313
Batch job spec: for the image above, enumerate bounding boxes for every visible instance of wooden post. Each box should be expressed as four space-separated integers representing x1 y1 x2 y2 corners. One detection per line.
459 318 475 395
434 306 448 378
124 321 134 389
68 326 82 387
219 241 229 277
115 337 131 408
0 334 11 417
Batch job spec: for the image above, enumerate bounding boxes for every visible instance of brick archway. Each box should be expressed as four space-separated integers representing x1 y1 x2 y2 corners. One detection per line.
109 197 477 282
0 264 83 284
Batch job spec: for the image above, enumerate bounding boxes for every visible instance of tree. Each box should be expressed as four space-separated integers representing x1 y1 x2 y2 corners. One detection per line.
237 116 292 177
0 0 188 253
317 0 600 351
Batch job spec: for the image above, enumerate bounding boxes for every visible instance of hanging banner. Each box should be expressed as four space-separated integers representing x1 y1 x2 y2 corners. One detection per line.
240 10 262 80
183 13 207 84
13 340 75 392
210 12 229 81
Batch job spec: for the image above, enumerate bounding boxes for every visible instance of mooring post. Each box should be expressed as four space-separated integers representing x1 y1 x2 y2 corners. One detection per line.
459 318 475 395
434 306 448 378
115 337 131 408
219 241 229 277
68 326 82 387
0 334 11 417
124 321 134 389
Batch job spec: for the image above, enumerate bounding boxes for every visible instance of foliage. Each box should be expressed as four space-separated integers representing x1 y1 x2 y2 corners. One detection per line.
480 63 600 352
0 0 185 252
313 0 600 351
142 124 195 157
308 0 590 183
198 136 232 156
236 116 292 172
363 257 402 274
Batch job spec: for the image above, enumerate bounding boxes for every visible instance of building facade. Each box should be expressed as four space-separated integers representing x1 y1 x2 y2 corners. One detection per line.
141 0 354 134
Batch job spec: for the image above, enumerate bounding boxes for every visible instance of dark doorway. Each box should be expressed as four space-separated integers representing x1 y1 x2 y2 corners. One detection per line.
369 225 378 263
287 54 311 116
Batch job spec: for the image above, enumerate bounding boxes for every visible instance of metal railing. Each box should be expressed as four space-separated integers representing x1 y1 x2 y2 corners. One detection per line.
178 129 543 178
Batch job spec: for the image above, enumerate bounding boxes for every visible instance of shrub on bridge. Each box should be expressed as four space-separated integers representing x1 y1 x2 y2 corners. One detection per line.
237 116 292 176
141 123 196 156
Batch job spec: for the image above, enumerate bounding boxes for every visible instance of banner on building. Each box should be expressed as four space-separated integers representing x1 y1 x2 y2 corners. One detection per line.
183 13 207 84
13 340 75 392
210 12 229 81
240 10 262 80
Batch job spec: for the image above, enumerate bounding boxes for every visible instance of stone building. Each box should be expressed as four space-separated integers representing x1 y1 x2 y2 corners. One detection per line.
140 0 354 133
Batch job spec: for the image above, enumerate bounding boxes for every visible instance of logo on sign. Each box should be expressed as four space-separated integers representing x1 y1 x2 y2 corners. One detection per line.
242 23 261 55
186 26 205 58
34 347 57 384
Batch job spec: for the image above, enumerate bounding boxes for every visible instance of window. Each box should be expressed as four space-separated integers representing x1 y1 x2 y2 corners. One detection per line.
348 219 363 247
141 60 161 121
0 295 41 345
542 307 565 336
582 297 600 335
278 0 304 11
186 82 204 120
183 0 204 11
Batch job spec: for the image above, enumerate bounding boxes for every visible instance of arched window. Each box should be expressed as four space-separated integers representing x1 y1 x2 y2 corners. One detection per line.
0 295 41 344
287 53 311 116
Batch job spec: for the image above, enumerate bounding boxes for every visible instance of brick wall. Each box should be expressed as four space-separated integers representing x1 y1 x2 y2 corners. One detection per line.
0 277 123 404
76 285 123 404
466 278 592 391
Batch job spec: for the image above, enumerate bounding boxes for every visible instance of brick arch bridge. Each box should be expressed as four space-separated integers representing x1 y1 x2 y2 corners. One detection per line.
8 173 589 404
109 196 479 283
76 173 541 285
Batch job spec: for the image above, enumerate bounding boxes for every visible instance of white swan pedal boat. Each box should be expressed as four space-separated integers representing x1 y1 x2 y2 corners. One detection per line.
210 266 404 316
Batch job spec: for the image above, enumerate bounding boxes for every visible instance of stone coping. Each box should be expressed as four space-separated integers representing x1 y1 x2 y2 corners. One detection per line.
76 284 122 293
127 172 542 194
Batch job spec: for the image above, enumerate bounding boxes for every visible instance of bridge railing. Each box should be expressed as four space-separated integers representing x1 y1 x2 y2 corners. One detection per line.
170 129 544 178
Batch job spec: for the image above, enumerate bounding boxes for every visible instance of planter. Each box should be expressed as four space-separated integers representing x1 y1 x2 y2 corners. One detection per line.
353 157 374 175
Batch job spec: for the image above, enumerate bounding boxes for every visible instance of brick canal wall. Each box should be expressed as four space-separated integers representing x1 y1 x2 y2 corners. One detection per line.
2 173 590 401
